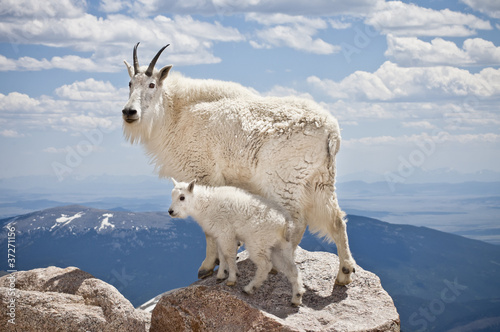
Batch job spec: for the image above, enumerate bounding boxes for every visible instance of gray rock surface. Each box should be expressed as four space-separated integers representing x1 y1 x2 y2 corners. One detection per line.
151 247 400 332
0 266 150 332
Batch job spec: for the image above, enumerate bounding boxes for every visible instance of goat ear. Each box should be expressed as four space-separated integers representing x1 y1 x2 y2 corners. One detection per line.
158 65 173 83
124 60 134 78
187 180 196 193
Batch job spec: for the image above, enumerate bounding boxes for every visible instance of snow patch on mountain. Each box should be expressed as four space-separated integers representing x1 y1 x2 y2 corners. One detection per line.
50 212 84 230
97 213 115 232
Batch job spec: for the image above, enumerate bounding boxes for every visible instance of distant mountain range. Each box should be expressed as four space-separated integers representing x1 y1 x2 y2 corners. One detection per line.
1 175 499 245
1 205 499 331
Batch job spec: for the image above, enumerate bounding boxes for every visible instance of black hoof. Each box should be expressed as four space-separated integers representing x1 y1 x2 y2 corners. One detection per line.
215 258 220 266
216 278 225 284
198 269 213 279
269 268 278 275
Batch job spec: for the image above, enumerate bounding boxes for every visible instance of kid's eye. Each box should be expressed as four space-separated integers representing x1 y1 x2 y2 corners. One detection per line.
128 81 132 88
180 195 185 201
149 83 155 89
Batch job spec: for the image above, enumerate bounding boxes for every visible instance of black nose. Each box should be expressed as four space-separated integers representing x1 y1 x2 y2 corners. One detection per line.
122 109 137 116
168 209 174 216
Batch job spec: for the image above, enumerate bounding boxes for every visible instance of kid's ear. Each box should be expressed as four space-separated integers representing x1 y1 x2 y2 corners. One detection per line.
187 180 196 193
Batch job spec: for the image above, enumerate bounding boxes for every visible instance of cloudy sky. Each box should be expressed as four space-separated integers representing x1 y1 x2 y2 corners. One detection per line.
0 0 499 185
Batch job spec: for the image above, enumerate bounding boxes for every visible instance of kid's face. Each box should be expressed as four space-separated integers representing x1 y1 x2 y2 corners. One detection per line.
168 187 189 219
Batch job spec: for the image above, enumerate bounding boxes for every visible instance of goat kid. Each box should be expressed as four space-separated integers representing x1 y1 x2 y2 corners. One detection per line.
168 179 305 306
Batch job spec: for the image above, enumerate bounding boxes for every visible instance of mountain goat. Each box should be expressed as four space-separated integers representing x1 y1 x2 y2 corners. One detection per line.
122 43 356 286
168 179 305 306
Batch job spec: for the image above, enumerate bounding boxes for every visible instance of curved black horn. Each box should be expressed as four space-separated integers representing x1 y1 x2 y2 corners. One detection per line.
133 42 140 75
145 44 170 77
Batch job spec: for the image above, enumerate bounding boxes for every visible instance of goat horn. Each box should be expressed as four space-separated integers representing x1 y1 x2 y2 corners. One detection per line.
145 44 170 77
133 42 140 75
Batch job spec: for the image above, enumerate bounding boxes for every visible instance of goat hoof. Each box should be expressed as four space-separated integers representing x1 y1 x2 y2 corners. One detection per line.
215 258 220 266
226 281 236 287
269 268 278 275
335 279 348 286
291 299 302 307
216 278 225 284
198 269 213 279
243 286 254 295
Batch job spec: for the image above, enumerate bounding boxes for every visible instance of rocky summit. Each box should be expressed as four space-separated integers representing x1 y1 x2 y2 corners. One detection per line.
0 248 399 331
150 247 400 332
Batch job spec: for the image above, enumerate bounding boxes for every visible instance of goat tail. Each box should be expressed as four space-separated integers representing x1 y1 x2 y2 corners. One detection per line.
326 133 341 178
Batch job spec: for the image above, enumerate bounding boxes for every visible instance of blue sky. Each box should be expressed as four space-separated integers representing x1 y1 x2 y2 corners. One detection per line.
0 0 499 185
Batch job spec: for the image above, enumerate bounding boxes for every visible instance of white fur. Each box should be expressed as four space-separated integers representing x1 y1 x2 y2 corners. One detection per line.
168 180 305 305
122 50 356 285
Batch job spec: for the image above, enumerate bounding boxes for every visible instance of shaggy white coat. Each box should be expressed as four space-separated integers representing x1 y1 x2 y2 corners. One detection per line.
122 61 356 285
168 180 305 306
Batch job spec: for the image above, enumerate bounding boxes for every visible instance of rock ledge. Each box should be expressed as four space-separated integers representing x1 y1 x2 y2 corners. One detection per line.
151 247 400 332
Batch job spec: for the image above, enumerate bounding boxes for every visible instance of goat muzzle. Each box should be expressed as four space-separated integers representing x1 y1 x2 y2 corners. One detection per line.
122 108 138 123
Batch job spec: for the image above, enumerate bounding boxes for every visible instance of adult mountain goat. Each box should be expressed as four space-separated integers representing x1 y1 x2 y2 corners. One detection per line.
122 43 356 285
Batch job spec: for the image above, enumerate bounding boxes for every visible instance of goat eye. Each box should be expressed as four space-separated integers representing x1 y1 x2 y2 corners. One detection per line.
149 83 155 89
128 81 132 88
179 195 185 201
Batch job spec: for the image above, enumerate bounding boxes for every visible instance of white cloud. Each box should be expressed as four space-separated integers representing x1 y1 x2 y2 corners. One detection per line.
344 132 500 147
0 92 41 112
0 10 244 70
262 85 314 100
246 13 327 27
462 38 500 65
43 147 68 154
99 0 127 13
308 61 500 101
0 54 114 72
366 1 492 36
461 0 500 19
0 129 24 138
324 100 396 121
0 0 85 18
246 13 340 54
127 0 380 16
386 35 500 67
402 121 436 129
329 19 352 30
0 79 126 133
343 135 397 146
58 115 115 132
55 78 125 101
43 144 105 154
313 96 500 134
